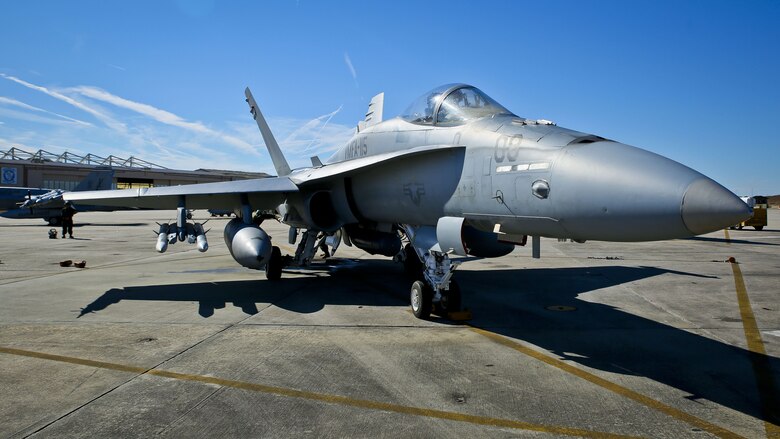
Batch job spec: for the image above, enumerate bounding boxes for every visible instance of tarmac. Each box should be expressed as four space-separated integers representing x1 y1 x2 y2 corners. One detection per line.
0 209 778 438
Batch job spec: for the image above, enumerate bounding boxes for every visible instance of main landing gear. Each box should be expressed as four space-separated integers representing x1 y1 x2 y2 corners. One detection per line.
401 243 462 319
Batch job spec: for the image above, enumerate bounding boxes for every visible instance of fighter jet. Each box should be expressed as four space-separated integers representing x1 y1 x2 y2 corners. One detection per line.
1 167 115 225
0 187 48 212
65 84 751 319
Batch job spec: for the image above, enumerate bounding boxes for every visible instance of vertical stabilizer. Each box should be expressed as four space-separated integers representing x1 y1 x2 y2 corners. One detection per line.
73 168 115 192
245 87 292 176
357 92 384 132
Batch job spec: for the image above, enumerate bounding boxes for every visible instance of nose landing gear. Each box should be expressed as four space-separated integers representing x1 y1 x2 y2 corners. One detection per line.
403 244 467 320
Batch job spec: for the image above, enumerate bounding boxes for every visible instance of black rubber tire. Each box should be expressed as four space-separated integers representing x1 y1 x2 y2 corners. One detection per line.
403 244 423 279
737 225 743 230
47 217 61 226
410 280 432 319
440 280 462 314
755 226 763 231
265 246 282 280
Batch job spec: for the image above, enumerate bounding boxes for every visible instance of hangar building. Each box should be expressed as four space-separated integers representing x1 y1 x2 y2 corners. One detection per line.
0 147 269 189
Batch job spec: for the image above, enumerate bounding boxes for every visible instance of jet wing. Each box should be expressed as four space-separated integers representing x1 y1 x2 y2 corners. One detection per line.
64 176 298 210
64 145 463 211
291 144 465 185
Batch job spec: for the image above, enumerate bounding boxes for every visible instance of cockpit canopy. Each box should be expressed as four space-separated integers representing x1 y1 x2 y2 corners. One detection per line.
400 84 514 126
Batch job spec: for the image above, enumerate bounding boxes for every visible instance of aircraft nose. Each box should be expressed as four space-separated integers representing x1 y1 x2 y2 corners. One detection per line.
550 141 748 241
681 178 752 235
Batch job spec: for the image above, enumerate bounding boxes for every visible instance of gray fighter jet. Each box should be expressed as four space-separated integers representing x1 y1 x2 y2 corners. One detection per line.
65 84 751 318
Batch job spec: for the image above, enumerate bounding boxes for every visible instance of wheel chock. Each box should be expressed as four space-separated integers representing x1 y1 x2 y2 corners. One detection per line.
447 309 472 321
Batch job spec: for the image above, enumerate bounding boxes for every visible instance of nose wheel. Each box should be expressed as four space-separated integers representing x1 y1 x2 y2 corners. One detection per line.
410 280 432 319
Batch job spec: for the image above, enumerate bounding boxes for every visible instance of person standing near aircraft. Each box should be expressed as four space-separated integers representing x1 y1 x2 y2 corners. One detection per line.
61 201 76 239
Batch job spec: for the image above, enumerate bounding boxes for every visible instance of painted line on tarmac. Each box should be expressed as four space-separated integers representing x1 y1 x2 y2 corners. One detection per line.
0 345 638 439
729 261 780 438
724 229 732 243
468 326 743 439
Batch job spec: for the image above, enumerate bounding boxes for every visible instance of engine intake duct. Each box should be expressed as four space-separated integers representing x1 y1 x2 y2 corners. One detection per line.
306 190 341 232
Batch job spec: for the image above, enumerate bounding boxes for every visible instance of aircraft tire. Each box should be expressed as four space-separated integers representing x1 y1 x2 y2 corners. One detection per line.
755 226 763 231
403 244 423 279
440 280 462 314
737 225 743 230
410 280 432 319
266 246 282 280
47 217 61 226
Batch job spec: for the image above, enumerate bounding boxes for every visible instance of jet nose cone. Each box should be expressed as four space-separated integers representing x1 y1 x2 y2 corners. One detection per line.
682 178 752 235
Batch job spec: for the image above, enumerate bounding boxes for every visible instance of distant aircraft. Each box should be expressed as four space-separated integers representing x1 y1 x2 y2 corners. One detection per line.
0 187 49 212
1 168 115 225
66 84 751 318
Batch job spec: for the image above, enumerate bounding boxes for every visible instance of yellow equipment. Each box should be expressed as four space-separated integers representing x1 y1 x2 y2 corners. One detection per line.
732 196 767 231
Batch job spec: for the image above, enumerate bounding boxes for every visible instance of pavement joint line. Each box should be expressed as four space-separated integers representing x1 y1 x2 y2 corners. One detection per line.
728 261 780 438
467 326 744 439
0 345 640 439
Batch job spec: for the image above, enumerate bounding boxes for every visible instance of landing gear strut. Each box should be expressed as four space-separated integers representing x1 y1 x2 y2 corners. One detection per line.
402 244 462 319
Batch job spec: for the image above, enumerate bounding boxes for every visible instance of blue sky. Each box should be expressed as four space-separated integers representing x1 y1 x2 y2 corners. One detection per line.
1 0 778 195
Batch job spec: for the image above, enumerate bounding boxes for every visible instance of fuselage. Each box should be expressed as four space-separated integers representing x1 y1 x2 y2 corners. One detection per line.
321 85 749 242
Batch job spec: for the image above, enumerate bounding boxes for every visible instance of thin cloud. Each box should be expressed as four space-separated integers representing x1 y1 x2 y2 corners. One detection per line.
343 52 358 88
70 85 258 155
304 105 343 152
0 73 127 134
271 107 354 169
0 107 88 127
0 96 92 126
108 64 127 71
0 75 356 172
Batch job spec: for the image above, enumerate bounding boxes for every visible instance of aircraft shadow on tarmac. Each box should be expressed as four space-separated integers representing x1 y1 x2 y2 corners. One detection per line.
457 265 780 427
78 259 409 319
686 236 779 246
78 260 779 426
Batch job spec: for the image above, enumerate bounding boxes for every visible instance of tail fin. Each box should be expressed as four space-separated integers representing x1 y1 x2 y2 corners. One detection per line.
73 168 115 192
245 87 292 176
